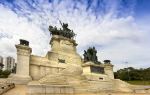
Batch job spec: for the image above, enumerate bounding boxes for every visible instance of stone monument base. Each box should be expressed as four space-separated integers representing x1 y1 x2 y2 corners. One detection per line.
27 81 74 95
8 74 32 84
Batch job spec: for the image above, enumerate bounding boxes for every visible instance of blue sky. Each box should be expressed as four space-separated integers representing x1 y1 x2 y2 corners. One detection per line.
135 0 150 15
0 0 150 71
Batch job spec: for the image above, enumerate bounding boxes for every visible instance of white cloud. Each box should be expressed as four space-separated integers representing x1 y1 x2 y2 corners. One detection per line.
0 0 149 70
0 4 50 58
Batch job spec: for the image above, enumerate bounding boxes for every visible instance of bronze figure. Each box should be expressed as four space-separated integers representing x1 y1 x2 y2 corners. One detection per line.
48 21 76 39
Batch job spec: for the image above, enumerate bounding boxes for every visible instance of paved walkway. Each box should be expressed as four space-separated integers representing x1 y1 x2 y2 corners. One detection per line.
3 85 26 95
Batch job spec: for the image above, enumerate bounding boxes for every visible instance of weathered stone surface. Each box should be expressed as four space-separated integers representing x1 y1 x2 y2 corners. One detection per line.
9 35 142 95
61 64 83 76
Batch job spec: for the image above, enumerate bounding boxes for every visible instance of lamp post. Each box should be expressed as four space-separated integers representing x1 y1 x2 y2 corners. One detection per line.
125 61 130 81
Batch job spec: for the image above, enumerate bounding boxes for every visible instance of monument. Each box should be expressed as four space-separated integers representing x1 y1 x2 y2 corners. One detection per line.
8 22 137 94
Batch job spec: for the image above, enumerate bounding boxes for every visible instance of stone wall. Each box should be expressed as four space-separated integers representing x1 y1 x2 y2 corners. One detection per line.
30 55 65 80
27 84 74 95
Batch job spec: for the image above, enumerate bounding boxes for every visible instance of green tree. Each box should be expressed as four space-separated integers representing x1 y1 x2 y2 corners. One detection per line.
114 67 150 81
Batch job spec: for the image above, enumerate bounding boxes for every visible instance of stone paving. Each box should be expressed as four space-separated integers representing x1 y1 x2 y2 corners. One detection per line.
3 85 26 95
2 85 150 95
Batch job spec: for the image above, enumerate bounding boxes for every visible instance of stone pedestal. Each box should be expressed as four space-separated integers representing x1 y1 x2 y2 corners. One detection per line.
50 35 77 54
46 35 82 65
9 40 32 84
104 64 114 79
82 62 109 81
8 74 32 84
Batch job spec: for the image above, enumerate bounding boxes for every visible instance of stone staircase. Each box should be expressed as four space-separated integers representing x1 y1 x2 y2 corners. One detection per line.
73 80 114 94
113 79 133 92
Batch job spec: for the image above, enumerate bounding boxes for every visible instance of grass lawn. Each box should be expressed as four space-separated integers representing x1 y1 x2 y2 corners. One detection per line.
126 80 150 85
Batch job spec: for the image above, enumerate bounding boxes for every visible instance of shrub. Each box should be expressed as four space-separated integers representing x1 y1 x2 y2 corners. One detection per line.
0 70 11 78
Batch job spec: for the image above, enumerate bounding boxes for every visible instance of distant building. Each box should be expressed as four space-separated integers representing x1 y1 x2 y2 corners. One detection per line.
12 63 17 73
0 56 4 70
0 56 3 63
5 56 15 71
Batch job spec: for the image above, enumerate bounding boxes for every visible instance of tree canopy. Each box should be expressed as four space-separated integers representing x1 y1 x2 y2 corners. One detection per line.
114 67 150 81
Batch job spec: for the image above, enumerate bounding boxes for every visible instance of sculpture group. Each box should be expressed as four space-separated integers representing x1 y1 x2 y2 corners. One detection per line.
83 47 101 64
49 21 76 39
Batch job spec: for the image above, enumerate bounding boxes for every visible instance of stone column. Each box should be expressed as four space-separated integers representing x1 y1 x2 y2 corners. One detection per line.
9 39 32 84
104 60 114 79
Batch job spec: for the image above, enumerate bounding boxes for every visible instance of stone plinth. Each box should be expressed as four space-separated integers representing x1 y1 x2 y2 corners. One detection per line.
104 63 114 79
82 61 104 74
9 43 32 84
16 44 32 76
46 35 82 65
50 35 77 53
82 62 109 81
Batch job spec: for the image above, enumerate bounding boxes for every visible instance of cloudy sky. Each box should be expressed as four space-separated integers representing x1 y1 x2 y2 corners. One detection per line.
0 0 150 71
